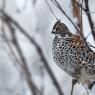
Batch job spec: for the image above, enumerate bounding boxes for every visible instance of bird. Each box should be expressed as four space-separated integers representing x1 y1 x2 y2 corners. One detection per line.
52 20 95 84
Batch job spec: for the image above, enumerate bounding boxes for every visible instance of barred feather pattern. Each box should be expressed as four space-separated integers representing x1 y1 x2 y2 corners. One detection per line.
52 21 95 83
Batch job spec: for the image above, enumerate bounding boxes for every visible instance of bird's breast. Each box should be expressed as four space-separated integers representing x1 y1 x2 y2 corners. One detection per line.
52 36 95 81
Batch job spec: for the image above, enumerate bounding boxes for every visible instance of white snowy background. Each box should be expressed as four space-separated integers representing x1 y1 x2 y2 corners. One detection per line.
0 0 95 95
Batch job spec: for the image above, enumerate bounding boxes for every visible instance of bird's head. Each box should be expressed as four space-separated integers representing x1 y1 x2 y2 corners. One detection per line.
52 20 69 34
52 20 72 37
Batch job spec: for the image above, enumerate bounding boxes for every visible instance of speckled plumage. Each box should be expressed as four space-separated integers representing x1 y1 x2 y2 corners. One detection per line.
52 20 95 83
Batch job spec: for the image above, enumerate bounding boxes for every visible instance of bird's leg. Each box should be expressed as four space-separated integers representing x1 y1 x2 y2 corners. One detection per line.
85 86 89 95
71 79 78 95
83 85 89 95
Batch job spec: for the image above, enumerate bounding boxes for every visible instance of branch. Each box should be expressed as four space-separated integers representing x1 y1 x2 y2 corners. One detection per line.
1 17 41 95
0 12 39 95
74 0 86 11
50 0 88 47
6 22 38 95
1 20 37 94
1 22 22 66
75 0 95 41
88 81 95 90
50 0 80 32
71 79 78 95
72 0 83 33
84 0 95 41
72 0 95 90
0 11 64 95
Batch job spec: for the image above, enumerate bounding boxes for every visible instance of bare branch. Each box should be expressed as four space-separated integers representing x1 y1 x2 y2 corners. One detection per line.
0 15 40 95
50 0 88 48
72 0 83 34
74 0 86 11
7 23 38 95
84 0 95 41
80 0 83 34
0 11 64 95
88 81 95 90
2 23 22 66
50 0 80 32
71 79 78 95
75 0 95 41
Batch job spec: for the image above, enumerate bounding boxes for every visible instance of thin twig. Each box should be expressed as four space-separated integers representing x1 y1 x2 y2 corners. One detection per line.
0 11 64 95
8 24 38 95
84 0 95 41
45 0 58 20
80 0 83 34
50 0 80 32
88 81 95 90
1 20 21 66
50 0 88 47
74 0 86 11
2 18 40 95
71 79 78 95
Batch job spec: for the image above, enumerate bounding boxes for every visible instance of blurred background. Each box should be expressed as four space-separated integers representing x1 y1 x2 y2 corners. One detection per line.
0 0 95 95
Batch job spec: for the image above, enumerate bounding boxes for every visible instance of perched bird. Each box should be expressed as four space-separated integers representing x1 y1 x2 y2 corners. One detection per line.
52 20 95 84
